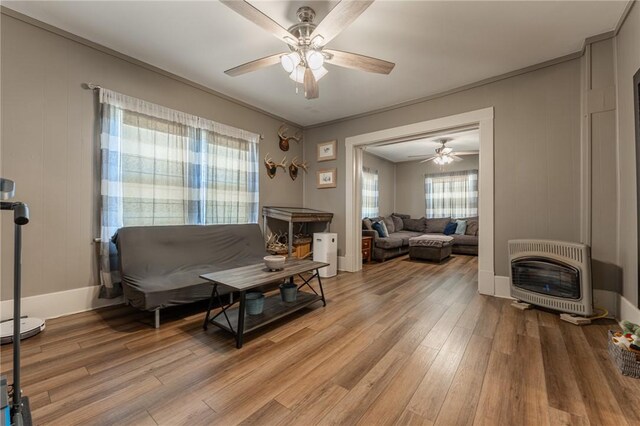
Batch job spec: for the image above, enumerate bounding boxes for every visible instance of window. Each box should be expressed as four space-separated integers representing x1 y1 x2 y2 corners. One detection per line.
425 169 478 218
362 167 379 218
98 89 259 297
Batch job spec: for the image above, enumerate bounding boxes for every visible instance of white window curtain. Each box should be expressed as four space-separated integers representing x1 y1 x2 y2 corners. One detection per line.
98 89 259 297
362 167 379 218
425 169 478 218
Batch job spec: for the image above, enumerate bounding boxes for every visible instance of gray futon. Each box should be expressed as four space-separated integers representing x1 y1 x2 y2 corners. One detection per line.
115 223 267 312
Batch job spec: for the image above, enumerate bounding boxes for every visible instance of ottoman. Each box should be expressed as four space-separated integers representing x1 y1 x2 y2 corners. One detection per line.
409 234 454 262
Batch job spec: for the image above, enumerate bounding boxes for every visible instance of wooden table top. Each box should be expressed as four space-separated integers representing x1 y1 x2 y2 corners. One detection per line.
200 258 329 291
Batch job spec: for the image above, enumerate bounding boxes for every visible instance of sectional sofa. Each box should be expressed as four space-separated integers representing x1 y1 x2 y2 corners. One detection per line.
362 214 479 261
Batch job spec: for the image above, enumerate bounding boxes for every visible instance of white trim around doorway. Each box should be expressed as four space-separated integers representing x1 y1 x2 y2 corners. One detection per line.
344 107 496 296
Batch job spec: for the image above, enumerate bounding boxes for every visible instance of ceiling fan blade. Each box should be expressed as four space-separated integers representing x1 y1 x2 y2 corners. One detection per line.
454 151 480 156
407 154 432 158
224 53 285 77
221 0 298 47
450 155 464 162
419 156 438 164
441 147 453 155
324 49 395 75
310 1 374 46
304 68 319 99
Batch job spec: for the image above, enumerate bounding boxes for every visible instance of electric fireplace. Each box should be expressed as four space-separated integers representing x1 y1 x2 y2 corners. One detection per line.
509 239 592 316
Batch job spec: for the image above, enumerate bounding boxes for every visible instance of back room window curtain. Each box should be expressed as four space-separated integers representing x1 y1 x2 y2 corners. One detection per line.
362 167 379 218
98 88 259 297
425 169 478 218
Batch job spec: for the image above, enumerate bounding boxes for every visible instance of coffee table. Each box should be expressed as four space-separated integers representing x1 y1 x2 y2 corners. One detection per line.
201 258 328 348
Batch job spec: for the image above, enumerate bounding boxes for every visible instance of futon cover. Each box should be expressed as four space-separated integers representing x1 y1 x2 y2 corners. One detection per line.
115 224 267 310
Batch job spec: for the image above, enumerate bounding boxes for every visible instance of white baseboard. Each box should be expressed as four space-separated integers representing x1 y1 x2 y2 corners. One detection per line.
1 286 123 321
494 275 512 299
619 293 640 324
338 255 349 272
478 269 495 295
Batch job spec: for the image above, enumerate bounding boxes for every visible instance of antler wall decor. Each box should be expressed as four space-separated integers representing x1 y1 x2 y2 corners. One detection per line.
264 153 287 179
288 157 308 181
278 124 303 152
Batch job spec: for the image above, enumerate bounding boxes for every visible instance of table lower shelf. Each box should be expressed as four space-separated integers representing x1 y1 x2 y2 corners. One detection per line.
211 291 323 335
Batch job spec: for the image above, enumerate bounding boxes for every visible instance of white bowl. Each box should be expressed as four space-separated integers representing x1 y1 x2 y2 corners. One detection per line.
264 255 286 271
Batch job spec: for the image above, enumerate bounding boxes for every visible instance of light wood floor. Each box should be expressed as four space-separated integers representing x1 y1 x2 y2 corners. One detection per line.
1 254 637 425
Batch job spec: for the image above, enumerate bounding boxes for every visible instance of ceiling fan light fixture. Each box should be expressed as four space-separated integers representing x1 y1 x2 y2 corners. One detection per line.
289 65 306 84
312 66 328 81
280 51 301 73
305 50 324 70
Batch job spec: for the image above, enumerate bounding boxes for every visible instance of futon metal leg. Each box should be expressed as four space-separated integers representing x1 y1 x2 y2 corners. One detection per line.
154 309 160 329
236 291 246 349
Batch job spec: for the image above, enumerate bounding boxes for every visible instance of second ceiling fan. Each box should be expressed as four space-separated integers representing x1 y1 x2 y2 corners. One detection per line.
221 0 395 99
409 138 479 165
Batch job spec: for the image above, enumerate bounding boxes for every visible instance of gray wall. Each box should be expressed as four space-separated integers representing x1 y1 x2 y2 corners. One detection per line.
615 3 640 305
0 14 304 299
395 155 479 219
362 152 395 217
304 59 582 277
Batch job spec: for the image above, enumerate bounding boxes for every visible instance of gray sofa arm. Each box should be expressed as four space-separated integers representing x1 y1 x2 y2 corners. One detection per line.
362 229 378 241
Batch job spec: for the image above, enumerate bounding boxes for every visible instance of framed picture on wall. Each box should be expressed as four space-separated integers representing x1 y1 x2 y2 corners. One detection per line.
317 168 337 189
317 140 337 162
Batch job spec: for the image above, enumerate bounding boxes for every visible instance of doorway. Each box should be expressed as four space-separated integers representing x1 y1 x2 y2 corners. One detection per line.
344 108 496 296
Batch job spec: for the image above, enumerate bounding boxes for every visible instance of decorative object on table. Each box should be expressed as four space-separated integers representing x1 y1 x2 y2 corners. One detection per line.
288 157 308 181
220 3 395 100
278 124 302 151
317 168 337 188
264 153 287 179
245 292 265 315
264 255 286 271
608 329 640 378
279 282 298 302
317 140 337 162
266 232 288 255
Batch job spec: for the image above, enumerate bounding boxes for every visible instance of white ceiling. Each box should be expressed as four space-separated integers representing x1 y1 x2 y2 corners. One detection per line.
366 128 479 163
3 1 628 126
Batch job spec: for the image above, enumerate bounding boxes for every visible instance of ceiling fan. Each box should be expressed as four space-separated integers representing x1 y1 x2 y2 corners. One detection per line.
409 138 479 165
221 0 395 99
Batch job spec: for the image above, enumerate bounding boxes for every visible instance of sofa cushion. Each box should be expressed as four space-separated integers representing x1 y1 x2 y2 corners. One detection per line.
392 213 411 219
391 215 404 231
403 217 426 232
464 217 479 236
451 234 478 246
375 237 404 250
372 221 389 238
425 217 451 233
392 231 423 245
362 218 373 230
383 216 395 234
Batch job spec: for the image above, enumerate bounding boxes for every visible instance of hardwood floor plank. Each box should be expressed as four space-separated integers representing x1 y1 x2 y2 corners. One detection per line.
277 383 349 426
239 400 291 425
434 334 492 426
357 345 439 426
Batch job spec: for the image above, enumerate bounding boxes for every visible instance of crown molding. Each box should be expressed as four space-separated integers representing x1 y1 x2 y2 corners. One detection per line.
0 6 302 129
615 0 637 36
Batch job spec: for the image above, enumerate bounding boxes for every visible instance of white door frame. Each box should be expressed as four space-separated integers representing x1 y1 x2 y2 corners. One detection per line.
344 107 496 295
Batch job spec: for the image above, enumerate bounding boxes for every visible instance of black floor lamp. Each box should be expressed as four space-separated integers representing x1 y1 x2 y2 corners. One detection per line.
1 177 35 426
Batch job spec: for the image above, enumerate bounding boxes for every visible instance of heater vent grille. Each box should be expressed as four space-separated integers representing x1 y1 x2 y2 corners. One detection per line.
508 239 592 316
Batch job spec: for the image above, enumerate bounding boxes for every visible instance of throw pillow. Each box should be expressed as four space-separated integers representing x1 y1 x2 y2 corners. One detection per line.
362 218 373 231
443 222 457 235
455 220 467 235
391 215 403 232
425 217 452 233
372 221 389 238
403 217 426 232
383 216 395 234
